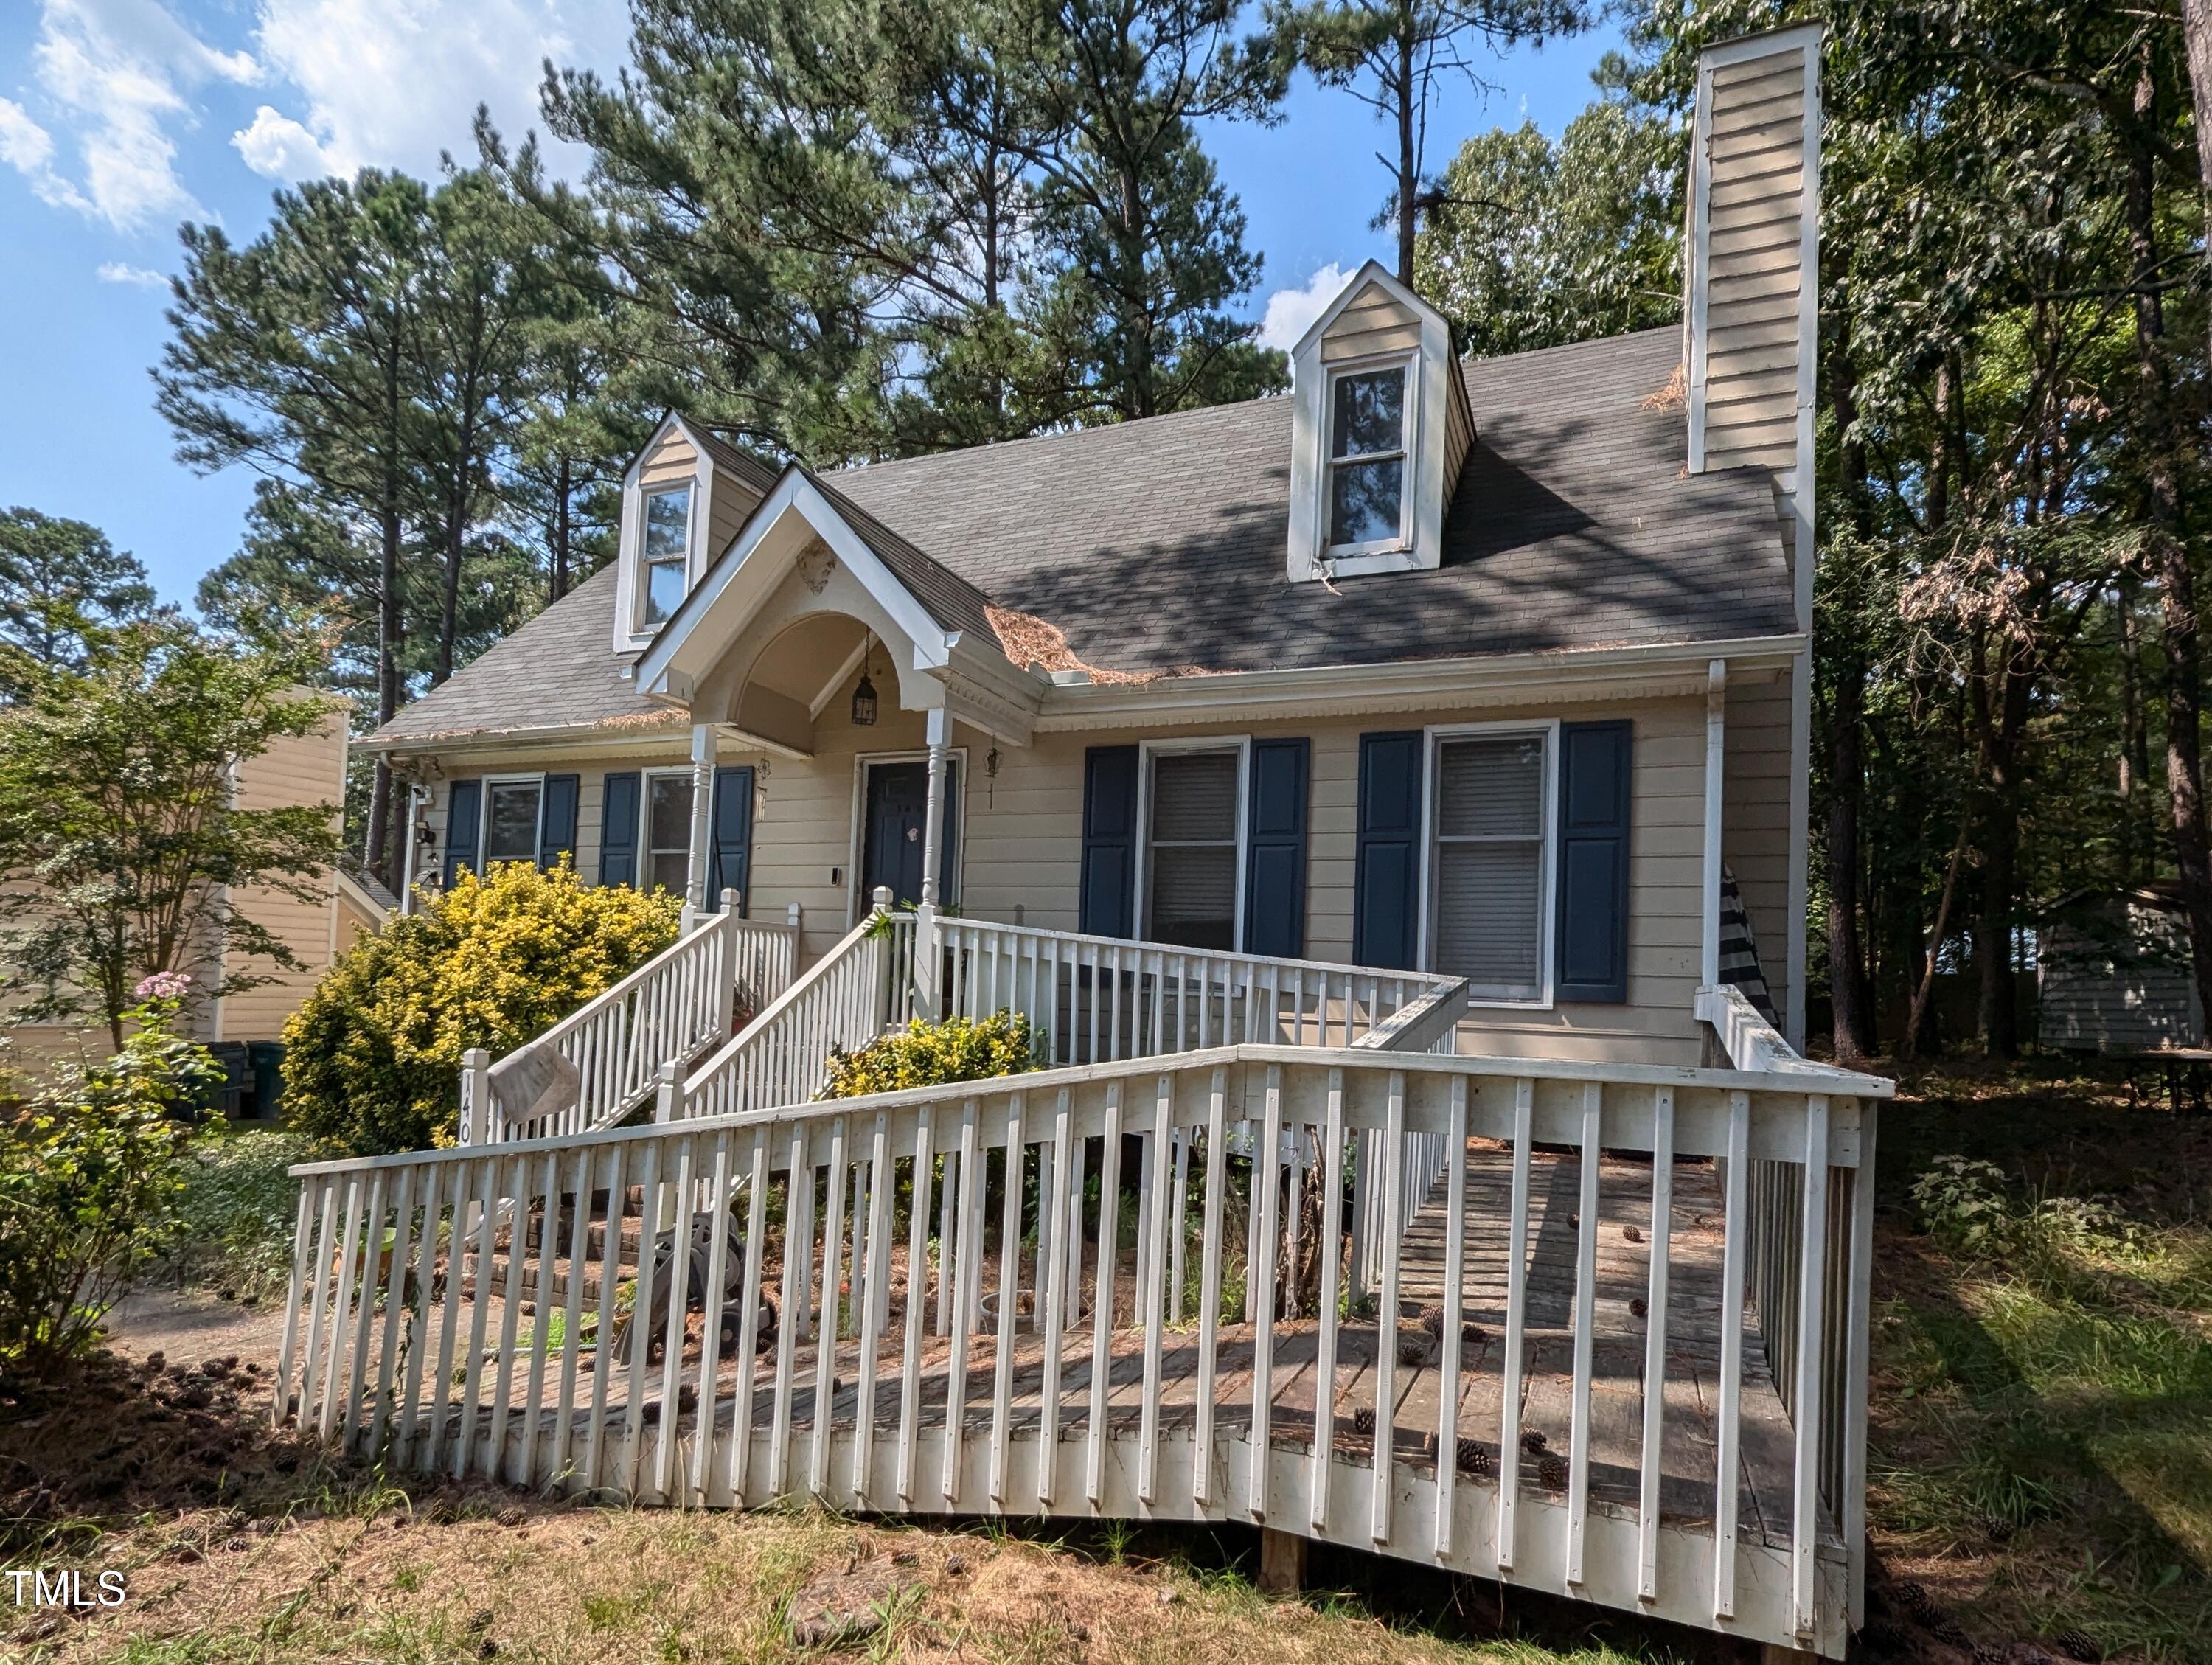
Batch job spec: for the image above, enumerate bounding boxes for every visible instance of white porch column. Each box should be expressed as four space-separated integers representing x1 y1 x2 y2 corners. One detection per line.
684 721 715 929
1701 658 1728 992
913 706 952 1019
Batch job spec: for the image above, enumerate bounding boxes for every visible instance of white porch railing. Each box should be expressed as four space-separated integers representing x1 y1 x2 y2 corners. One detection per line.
276 1042 1891 1658
465 893 799 1144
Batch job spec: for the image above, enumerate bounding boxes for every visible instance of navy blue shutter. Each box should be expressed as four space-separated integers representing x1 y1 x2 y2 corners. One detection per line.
1353 731 1425 970
442 779 481 890
706 765 755 914
1554 720 1632 1003
538 774 580 870
1079 745 1139 938
1242 738 1311 957
597 771 641 888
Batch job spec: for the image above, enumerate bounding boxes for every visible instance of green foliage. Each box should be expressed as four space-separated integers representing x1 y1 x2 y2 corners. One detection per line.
0 990 217 1383
1414 100 1684 355
0 612 344 1047
819 1012 1043 1099
279 861 681 1153
166 1126 313 1304
0 505 156 684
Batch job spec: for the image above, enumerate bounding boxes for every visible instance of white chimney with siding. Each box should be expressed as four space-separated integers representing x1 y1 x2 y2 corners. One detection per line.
1684 22 1822 1046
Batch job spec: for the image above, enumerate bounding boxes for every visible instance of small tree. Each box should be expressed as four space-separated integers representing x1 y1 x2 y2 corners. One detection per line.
281 862 681 1153
0 616 344 1049
0 979 218 1384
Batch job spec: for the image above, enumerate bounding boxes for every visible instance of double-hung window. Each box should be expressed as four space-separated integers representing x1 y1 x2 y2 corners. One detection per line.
641 485 692 627
1144 747 1243 951
1327 363 1409 552
644 773 693 894
481 777 544 867
1430 731 1551 1002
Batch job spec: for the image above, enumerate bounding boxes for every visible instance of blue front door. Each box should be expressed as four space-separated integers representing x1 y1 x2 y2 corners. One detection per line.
862 759 959 907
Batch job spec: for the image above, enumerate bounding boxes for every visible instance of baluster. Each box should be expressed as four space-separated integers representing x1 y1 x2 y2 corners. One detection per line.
1192 1066 1228 1507
582 1146 626 1495
1791 1096 1832 1642
1635 1086 1676 1601
619 1141 665 1499
1433 1077 1469 1557
989 1094 1026 1504
1496 1079 1535 1573
692 1131 736 1504
340 1171 386 1453
854 1111 892 1505
455 1159 507 1479
769 1122 807 1497
1311 1068 1346 1532
397 1162 443 1470
285 1179 331 1428
365 1166 414 1456
1138 1074 1174 1504
317 1176 363 1442
550 1144 591 1495
1566 1083 1602 1585
729 1129 772 1504
896 1106 934 1506
1085 1082 1124 1505
1370 1074 1406 1545
810 1118 849 1497
1713 1088 1750 1621
425 1161 472 1475
1038 1088 1073 1507
1248 1065 1284 1518
943 1099 981 1505
520 1151 563 1487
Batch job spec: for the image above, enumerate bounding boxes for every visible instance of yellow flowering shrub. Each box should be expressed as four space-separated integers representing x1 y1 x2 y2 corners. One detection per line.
818 1012 1042 1100
279 861 681 1153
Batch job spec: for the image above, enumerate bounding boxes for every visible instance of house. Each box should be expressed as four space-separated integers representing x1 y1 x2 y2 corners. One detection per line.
296 24 1891 1661
5 698 376 1106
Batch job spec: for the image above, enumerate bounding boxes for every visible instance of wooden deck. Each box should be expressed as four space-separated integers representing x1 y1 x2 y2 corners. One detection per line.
464 1139 1812 1550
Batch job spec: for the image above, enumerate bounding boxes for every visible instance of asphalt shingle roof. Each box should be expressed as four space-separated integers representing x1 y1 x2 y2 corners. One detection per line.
371 327 1797 746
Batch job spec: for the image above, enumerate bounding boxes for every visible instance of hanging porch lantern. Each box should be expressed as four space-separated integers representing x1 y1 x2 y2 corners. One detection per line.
851 635 880 726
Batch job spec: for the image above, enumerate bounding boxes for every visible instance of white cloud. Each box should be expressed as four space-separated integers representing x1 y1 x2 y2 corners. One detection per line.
97 260 168 286
4 0 260 232
238 0 628 182
0 97 91 213
230 103 338 179
1257 263 1351 354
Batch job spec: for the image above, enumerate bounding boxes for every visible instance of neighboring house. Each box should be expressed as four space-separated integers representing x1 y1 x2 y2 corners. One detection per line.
2039 885 2205 1054
6 700 374 1102
302 28 1892 1660
371 41 1816 1071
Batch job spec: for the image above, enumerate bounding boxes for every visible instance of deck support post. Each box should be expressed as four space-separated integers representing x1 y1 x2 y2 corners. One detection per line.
1257 1527 1306 1596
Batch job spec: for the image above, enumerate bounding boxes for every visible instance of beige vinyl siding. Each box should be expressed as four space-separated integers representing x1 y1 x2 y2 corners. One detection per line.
1319 281 1423 364
1699 43 1809 476
417 682 1725 1066
215 706 347 1043
1722 670 1794 1025
1441 358 1475 490
639 431 695 489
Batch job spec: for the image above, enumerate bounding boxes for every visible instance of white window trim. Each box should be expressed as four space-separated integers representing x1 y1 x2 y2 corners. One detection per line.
845 747 971 927
478 773 548 869
1321 351 1420 562
1416 719 1559 1009
1133 734 1251 953
636 482 701 635
639 768 695 896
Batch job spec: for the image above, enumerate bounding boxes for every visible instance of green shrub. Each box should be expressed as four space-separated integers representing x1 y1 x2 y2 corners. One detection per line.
280 861 681 1153
0 982 216 1383
820 1012 1043 1099
166 1126 311 1302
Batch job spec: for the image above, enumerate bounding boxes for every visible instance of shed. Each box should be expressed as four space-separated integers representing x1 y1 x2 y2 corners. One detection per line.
2038 886 2203 1053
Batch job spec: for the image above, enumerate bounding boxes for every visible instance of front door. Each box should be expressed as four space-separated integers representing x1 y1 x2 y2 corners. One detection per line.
861 759 961 908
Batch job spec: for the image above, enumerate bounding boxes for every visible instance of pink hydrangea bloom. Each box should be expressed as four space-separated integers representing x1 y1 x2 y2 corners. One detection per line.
133 971 193 1001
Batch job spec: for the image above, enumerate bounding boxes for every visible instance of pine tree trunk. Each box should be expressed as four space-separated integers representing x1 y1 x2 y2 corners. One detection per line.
1827 662 1874 1060
1396 28 1418 287
552 453 572 601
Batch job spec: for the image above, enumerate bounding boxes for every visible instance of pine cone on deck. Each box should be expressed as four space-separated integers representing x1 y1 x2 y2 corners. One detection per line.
1417 1304 1446 1339
1519 1428 1548 1455
1352 1405 1376 1435
1536 1453 1568 1490
1455 1437 1492 1476
1397 1334 1431 1367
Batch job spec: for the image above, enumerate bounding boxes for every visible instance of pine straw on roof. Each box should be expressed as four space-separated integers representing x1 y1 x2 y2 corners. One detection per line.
987 605 1219 686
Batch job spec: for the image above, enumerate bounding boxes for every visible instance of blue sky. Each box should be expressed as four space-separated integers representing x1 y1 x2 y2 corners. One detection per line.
0 0 1623 608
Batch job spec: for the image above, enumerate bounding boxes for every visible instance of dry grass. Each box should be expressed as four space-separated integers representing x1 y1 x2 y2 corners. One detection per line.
18 1497 1657 1665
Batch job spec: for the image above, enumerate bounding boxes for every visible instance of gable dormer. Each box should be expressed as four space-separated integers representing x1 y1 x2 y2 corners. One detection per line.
612 414 773 653
1285 261 1472 583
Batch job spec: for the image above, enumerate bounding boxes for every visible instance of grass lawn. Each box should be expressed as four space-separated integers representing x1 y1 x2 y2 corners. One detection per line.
5 1066 2209 1663
1863 1060 2212 1662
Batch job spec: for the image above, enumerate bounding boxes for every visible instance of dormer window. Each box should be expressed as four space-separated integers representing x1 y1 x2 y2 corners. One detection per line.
1284 263 1472 583
1328 364 1410 551
641 485 692 626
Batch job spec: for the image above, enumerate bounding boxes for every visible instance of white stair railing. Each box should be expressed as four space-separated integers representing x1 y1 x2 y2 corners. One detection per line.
931 915 1465 1066
678 892 916 1120
470 891 799 1144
